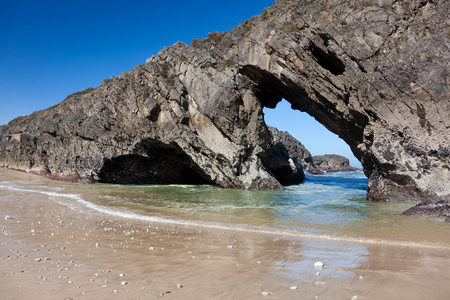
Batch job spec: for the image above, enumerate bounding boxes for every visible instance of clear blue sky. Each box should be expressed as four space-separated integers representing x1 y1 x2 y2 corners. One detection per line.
0 0 360 167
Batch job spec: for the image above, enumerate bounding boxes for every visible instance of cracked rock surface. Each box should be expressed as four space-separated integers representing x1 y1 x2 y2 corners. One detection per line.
0 0 449 202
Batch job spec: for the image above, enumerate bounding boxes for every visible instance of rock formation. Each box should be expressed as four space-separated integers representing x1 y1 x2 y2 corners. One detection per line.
0 0 449 203
310 154 359 174
401 200 450 221
268 126 313 170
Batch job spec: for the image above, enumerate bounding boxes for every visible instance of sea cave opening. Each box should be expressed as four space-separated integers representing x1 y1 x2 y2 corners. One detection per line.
98 139 213 185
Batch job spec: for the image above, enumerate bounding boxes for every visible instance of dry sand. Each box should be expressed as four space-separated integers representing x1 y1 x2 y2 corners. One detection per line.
1 169 450 300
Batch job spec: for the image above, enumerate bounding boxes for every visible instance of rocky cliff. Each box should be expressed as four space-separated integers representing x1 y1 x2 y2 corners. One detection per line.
0 0 449 203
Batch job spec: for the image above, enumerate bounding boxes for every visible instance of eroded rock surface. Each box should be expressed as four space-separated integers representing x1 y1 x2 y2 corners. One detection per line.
0 0 449 202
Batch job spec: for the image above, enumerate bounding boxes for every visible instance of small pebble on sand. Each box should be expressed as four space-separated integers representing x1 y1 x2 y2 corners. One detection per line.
314 262 324 268
262 291 270 296
290 286 298 290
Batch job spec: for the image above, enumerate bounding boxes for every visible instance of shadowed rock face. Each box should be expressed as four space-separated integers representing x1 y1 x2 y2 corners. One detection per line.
0 0 449 202
268 126 313 171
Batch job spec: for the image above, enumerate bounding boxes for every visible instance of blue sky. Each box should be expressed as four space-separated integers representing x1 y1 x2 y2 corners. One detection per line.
0 0 360 167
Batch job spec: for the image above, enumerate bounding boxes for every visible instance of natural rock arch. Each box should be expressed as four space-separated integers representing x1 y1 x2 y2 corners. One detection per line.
239 64 365 161
0 0 449 203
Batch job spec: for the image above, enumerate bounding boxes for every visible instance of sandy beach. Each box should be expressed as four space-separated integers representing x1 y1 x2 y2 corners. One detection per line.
1 169 450 300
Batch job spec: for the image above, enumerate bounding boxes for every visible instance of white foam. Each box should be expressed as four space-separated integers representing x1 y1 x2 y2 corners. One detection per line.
0 181 81 201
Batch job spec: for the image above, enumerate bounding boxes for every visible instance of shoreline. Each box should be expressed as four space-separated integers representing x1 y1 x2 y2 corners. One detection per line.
0 166 94 183
2 169 450 299
3 168 448 251
60 197 450 251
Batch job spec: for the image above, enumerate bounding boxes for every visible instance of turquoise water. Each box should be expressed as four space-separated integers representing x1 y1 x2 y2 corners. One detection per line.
1 170 449 247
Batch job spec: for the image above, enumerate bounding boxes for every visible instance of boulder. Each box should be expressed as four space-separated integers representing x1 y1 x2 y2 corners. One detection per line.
401 200 450 219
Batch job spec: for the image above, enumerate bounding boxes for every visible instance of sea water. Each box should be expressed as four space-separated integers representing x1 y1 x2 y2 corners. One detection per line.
1 169 449 248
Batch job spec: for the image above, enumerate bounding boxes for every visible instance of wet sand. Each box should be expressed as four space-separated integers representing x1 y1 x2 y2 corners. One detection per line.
1 169 450 299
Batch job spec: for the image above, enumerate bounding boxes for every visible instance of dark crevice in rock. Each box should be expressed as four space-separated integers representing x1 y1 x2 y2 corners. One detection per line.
77 135 95 142
44 131 57 138
147 104 161 122
308 42 346 76
318 33 332 46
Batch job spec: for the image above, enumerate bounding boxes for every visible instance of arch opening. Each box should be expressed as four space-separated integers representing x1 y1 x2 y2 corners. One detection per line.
264 100 361 169
239 65 363 170
98 139 213 185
